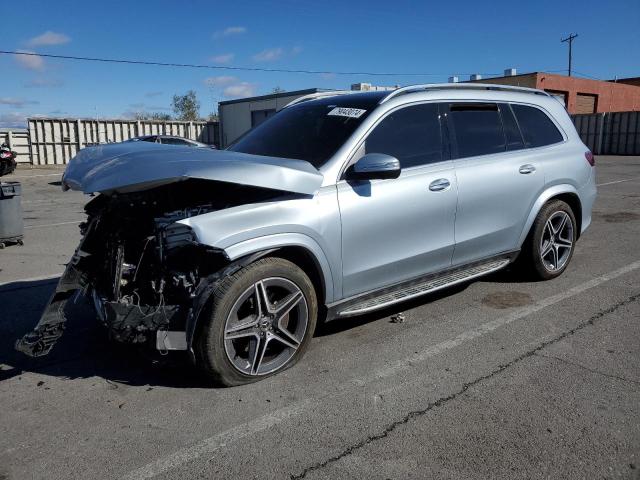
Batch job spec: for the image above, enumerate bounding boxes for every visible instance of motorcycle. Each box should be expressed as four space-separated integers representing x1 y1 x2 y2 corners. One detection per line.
0 143 17 176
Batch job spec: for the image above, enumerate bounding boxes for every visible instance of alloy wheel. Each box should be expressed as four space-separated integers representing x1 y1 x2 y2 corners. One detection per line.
539 211 574 272
223 277 309 376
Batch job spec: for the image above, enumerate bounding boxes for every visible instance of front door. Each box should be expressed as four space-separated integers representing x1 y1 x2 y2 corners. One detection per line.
338 103 458 298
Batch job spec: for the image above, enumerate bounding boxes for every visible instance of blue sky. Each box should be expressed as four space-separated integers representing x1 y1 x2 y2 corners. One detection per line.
1 0 639 127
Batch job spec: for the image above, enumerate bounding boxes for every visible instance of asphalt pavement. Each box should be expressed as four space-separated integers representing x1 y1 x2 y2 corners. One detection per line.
0 156 639 480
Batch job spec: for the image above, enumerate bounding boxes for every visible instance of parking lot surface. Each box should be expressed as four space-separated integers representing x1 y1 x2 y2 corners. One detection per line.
0 156 639 480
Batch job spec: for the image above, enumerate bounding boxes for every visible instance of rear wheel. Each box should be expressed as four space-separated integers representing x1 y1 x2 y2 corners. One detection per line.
520 199 577 280
195 257 317 386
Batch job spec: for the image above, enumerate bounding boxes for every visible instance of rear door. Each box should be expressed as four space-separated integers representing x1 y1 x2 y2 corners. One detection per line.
446 102 545 266
338 103 458 297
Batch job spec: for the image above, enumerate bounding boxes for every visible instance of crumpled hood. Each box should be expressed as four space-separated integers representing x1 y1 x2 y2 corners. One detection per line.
62 142 324 195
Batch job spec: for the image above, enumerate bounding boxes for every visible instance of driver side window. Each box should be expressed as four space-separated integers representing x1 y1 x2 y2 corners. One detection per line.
365 103 444 169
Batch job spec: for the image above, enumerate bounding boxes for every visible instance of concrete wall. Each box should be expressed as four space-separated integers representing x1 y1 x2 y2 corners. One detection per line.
219 92 312 147
0 129 30 164
27 118 218 165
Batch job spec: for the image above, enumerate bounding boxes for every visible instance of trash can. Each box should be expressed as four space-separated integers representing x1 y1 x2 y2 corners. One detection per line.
0 181 24 248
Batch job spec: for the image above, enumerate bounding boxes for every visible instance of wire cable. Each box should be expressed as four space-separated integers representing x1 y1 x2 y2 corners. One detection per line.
0 50 506 77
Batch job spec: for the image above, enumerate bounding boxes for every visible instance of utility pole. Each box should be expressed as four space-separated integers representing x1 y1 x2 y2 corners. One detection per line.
561 33 578 76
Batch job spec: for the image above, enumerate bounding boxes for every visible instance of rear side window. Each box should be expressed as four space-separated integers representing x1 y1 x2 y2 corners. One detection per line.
511 104 564 148
498 103 525 151
448 103 505 158
365 103 443 168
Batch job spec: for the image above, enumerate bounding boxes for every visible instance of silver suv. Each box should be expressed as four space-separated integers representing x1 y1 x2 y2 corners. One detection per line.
18 84 597 386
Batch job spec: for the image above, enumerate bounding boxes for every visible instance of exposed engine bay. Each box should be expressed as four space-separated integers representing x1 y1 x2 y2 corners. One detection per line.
15 179 282 357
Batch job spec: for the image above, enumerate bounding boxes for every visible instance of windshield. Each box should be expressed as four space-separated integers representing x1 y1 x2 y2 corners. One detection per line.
228 93 384 168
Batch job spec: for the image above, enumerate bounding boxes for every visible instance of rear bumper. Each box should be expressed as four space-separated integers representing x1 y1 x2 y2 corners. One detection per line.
579 168 597 235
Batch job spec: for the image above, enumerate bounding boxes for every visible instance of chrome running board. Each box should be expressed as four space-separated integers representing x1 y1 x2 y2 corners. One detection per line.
336 258 510 317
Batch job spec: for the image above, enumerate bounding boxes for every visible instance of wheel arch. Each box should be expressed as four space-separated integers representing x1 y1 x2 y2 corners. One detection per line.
519 184 583 247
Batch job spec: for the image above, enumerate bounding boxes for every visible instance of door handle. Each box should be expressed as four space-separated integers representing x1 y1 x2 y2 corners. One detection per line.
519 164 536 174
429 178 451 191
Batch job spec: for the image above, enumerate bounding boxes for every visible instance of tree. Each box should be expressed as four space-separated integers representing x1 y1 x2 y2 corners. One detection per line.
172 90 200 121
272 86 285 93
133 112 172 121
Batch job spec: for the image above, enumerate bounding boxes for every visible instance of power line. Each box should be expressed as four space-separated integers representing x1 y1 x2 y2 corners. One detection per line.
1 50 506 78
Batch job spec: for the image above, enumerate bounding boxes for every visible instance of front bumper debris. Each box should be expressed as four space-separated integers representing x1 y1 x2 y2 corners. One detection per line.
15 265 83 357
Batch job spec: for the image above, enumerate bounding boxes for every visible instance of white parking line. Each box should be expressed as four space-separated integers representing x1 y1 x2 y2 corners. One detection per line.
24 220 82 229
9 173 62 179
0 273 61 289
122 259 640 480
597 177 640 187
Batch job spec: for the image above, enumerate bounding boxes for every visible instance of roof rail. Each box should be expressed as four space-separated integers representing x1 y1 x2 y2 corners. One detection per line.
282 90 354 109
379 83 551 104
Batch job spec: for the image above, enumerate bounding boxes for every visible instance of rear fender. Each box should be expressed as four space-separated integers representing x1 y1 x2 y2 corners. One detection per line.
518 184 580 247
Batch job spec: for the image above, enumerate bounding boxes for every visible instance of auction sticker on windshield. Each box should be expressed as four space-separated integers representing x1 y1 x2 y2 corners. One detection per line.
327 107 367 119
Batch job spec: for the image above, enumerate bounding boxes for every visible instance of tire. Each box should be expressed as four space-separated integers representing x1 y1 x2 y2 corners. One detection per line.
195 257 318 386
520 199 577 281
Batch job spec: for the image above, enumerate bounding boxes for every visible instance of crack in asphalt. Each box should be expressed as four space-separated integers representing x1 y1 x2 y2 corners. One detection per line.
536 353 640 387
290 292 640 479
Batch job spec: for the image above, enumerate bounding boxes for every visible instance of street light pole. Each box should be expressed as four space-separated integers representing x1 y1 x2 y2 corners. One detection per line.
561 33 578 77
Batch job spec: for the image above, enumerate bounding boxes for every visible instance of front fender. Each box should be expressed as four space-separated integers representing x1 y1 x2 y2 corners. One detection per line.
222 233 336 303
517 184 579 246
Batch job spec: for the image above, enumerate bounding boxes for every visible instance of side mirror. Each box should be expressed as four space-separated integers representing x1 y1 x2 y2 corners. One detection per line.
346 153 401 181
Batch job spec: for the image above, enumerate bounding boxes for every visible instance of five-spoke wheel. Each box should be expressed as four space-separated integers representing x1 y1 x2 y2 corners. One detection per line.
195 257 317 386
539 211 574 272
224 278 308 376
521 199 577 280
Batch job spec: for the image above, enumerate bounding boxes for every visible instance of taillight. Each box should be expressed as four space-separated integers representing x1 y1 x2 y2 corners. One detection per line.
585 151 595 167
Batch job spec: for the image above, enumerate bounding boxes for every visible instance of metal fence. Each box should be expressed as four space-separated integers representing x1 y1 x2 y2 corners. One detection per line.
0 128 30 164
571 111 640 155
27 118 219 166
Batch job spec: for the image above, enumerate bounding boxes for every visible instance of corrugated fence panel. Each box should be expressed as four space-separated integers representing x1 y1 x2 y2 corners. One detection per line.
572 111 640 156
27 118 219 165
0 128 31 163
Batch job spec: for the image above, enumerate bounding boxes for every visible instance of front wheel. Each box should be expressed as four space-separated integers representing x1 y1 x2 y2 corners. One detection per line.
195 257 317 386
520 199 577 280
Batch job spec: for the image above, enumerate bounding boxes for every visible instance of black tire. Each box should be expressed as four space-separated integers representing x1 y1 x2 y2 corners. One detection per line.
519 199 577 281
195 257 318 386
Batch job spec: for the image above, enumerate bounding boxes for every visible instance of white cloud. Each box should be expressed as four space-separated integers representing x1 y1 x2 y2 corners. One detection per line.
204 76 237 87
14 50 44 71
24 77 63 88
0 97 39 108
223 82 257 98
0 112 28 128
27 31 71 47
291 46 303 55
213 26 247 38
253 47 284 62
210 53 234 64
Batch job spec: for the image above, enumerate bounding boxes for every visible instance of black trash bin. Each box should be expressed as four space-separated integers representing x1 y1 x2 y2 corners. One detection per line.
0 181 24 248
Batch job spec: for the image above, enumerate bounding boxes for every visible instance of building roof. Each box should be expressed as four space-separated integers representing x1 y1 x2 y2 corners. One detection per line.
218 88 336 106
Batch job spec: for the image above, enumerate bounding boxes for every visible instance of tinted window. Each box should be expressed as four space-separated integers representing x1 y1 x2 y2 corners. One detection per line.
511 104 563 148
161 137 190 146
448 103 505 158
365 104 443 168
229 93 384 168
498 103 525 151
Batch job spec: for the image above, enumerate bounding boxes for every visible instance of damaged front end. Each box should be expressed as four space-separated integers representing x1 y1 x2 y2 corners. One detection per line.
16 179 278 357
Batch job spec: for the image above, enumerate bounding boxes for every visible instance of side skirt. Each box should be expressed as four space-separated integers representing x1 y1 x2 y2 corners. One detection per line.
326 252 518 320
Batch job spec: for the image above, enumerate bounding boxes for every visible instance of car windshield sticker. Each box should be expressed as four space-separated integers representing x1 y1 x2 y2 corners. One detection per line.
327 107 367 119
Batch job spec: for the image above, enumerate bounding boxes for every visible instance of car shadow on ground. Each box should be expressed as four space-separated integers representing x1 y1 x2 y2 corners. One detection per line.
0 267 528 388
0 278 213 389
